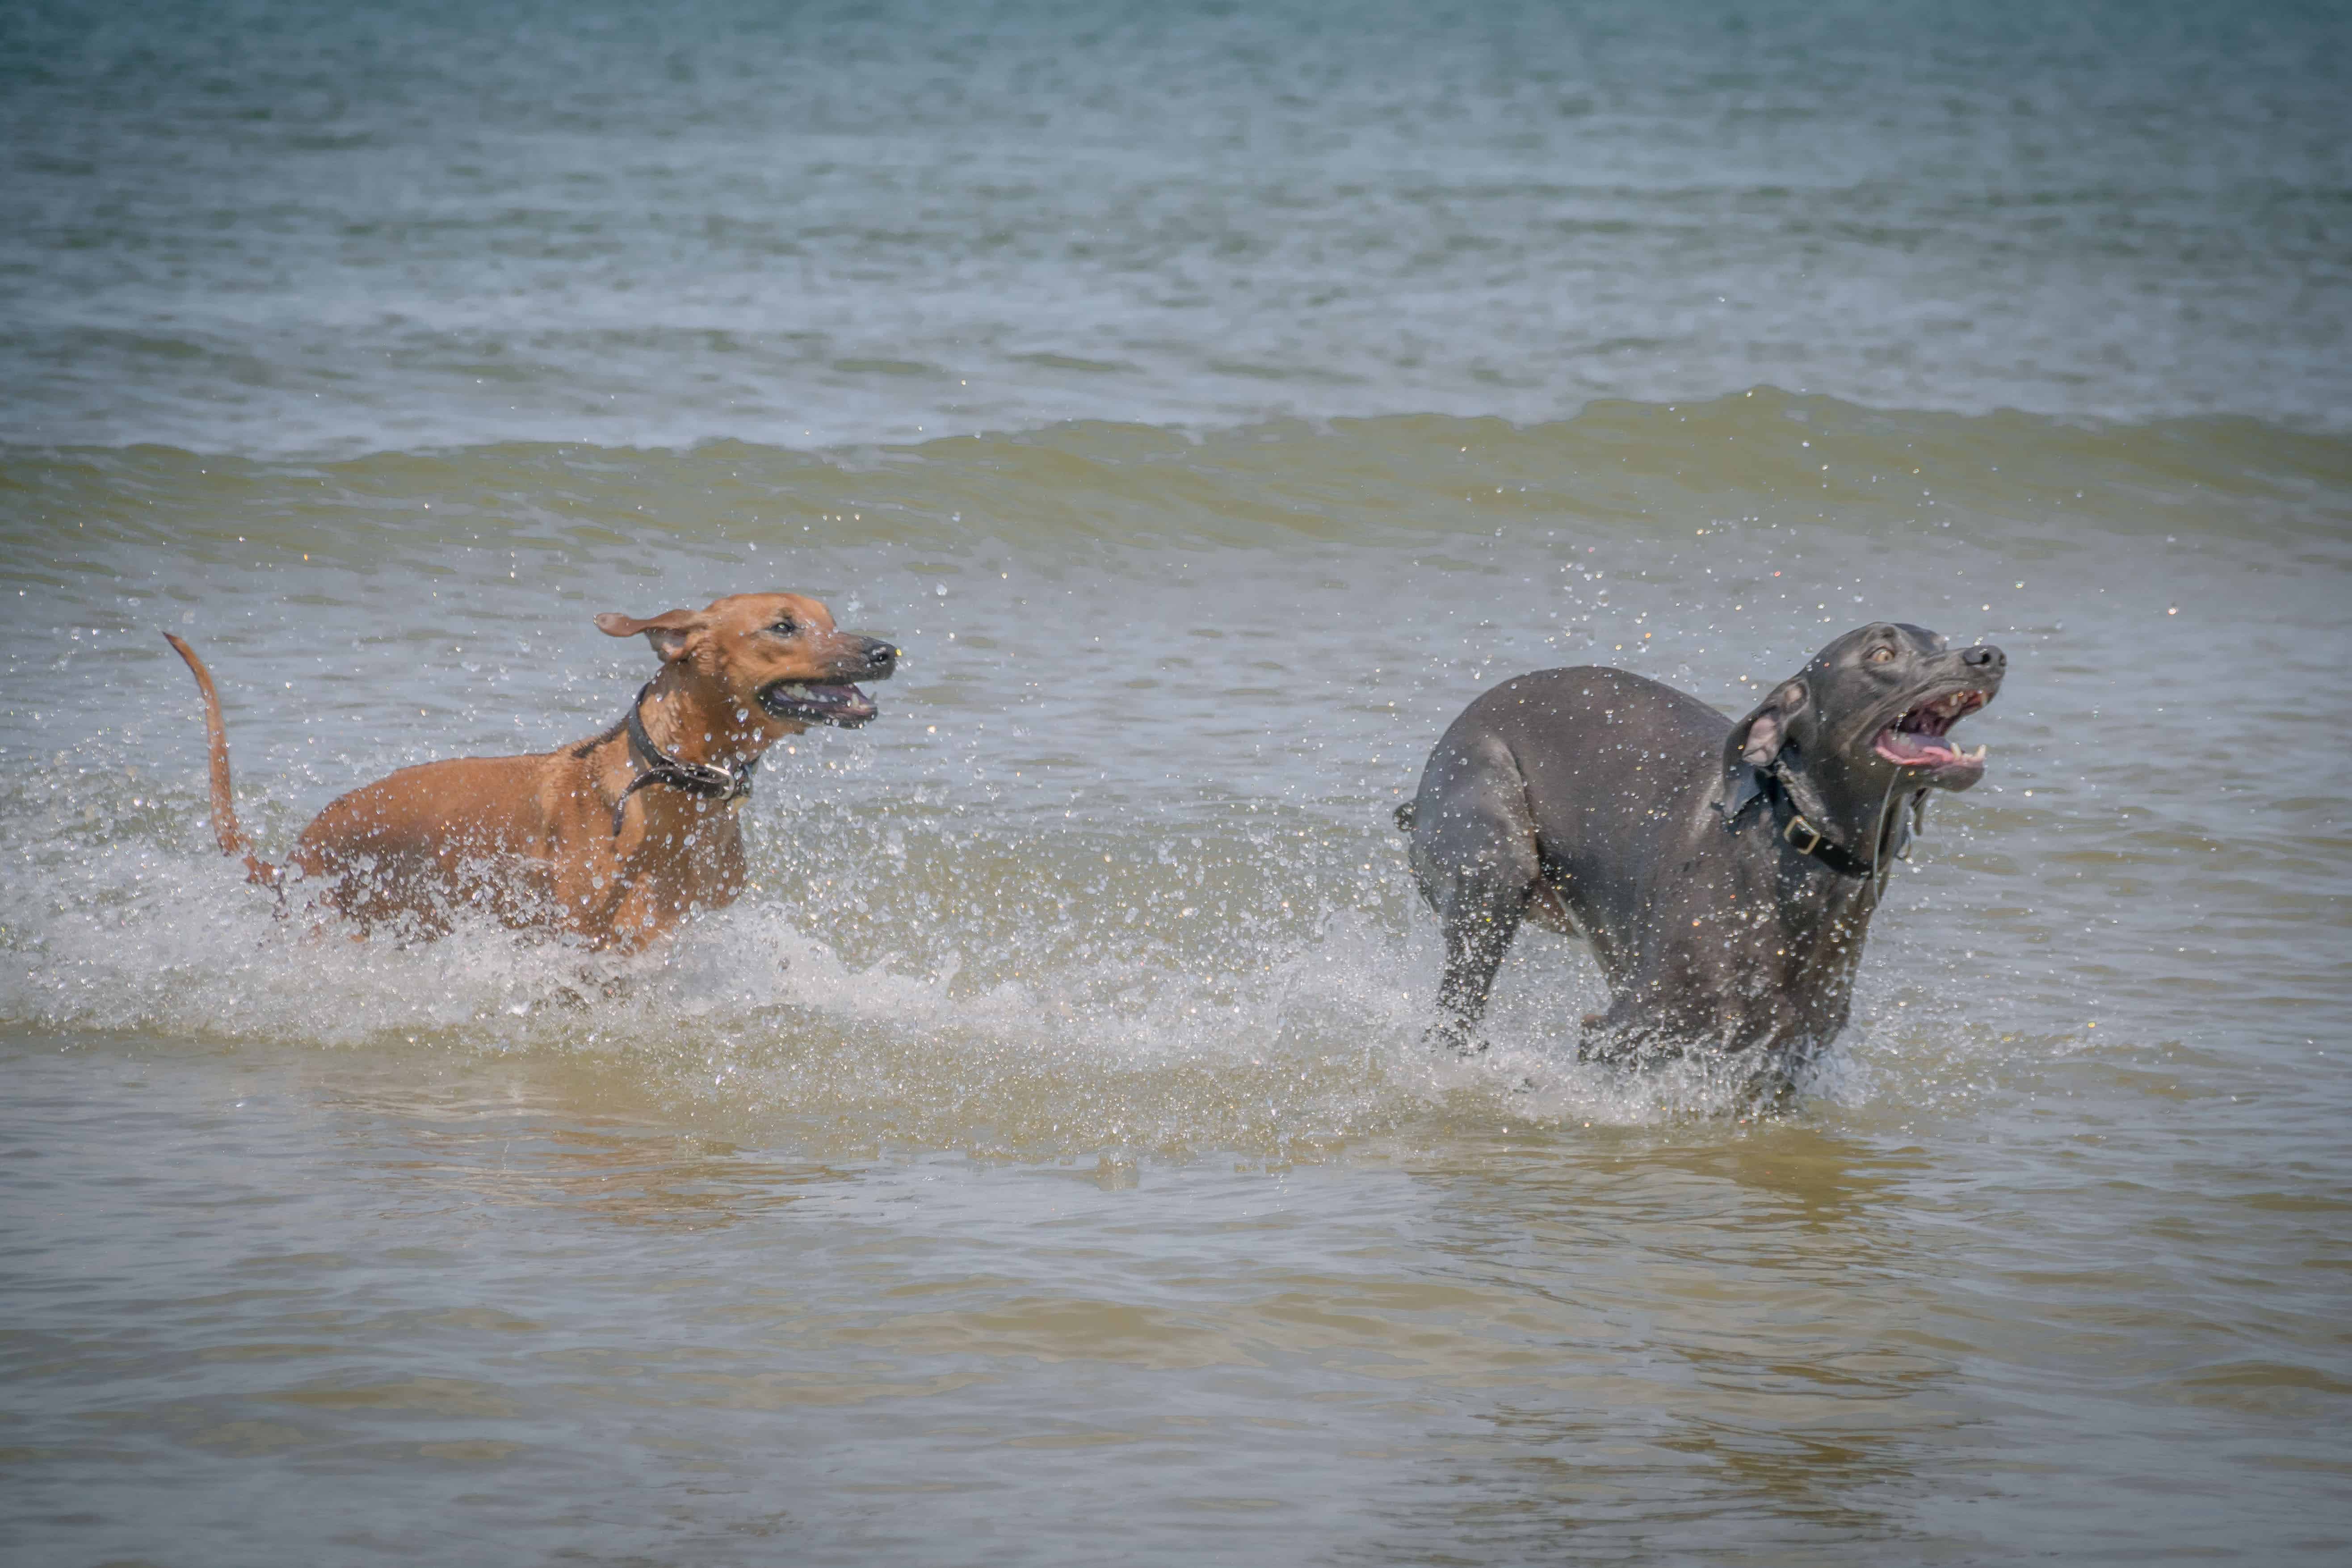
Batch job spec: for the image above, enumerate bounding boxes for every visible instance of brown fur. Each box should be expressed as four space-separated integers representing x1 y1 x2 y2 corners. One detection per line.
165 592 895 952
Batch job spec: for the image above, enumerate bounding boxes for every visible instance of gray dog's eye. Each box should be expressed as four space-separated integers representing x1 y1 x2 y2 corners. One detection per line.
1868 645 1895 664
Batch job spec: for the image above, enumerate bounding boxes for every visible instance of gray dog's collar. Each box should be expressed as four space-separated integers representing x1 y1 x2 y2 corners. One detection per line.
1722 761 1881 879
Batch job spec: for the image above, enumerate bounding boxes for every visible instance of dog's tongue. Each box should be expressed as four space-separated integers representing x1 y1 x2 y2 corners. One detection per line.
1874 725 1987 777
802 683 877 720
760 680 878 726
1877 727 1954 764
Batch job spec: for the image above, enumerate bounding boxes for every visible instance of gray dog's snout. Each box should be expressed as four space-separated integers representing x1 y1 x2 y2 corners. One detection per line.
1961 643 2005 675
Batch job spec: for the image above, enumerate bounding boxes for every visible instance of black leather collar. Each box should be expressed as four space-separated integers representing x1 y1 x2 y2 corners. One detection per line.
1766 786 1879 879
611 681 759 835
1724 761 1881 880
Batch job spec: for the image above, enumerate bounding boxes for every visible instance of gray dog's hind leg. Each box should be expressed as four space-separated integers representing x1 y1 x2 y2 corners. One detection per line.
1407 735 1542 1055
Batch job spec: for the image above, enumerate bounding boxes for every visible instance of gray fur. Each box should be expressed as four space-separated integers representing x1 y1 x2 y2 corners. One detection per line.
1399 622 2005 1069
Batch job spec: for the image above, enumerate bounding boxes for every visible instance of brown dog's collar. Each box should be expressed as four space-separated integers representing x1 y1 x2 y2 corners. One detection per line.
612 681 760 834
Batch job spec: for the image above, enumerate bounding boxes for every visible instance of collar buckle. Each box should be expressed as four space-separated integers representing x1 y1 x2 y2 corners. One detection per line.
613 682 760 835
1784 814 1825 856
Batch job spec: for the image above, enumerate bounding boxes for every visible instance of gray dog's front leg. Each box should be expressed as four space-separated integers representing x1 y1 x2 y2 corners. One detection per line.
1432 908 1520 1054
1575 995 1648 1063
1409 736 1542 1055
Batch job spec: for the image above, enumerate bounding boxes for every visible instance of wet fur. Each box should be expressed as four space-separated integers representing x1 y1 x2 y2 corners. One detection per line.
1400 623 2005 1066
167 592 895 952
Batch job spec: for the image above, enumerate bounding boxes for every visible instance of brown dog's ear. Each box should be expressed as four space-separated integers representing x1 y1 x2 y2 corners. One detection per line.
594 608 701 663
1721 679 1810 821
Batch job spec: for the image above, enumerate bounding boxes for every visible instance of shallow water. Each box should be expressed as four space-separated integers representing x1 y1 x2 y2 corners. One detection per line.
4 2 2352 1564
7 403 2349 1563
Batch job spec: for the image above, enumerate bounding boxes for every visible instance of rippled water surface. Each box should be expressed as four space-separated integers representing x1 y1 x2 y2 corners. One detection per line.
7 0 2349 450
4 2 2351 1564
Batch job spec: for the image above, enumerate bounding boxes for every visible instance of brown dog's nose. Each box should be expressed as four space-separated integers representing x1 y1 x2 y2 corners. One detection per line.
860 638 899 677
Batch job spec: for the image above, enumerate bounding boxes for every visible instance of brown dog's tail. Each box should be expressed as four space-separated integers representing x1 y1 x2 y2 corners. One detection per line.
163 633 281 889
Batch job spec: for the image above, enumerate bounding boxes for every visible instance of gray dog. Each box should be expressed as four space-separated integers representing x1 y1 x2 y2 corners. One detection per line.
1396 622 2004 1069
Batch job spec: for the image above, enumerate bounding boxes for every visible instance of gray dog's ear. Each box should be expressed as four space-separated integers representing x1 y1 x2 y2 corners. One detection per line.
594 608 702 663
1721 679 1810 822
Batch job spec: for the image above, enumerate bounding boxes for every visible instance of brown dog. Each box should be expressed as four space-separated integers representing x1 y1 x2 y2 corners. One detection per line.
166 592 897 951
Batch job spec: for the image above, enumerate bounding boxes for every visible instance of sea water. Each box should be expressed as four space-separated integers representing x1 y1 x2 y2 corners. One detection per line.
3 3 2348 1563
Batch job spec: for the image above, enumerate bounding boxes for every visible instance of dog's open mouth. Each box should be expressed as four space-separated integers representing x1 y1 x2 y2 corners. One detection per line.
1873 688 1990 782
758 681 878 728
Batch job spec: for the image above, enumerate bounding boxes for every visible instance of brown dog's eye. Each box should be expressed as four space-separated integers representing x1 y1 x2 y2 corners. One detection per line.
1868 646 1895 663
769 619 798 637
